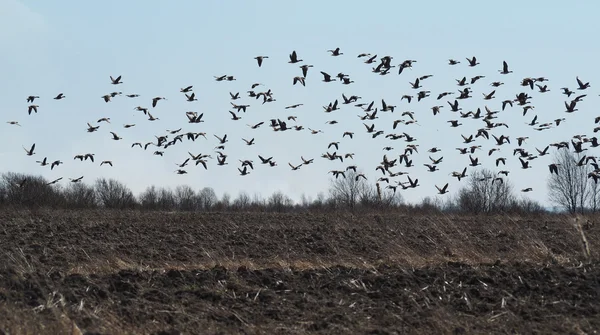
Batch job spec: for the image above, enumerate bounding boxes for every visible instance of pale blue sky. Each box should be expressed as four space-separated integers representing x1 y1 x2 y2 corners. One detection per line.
2 0 600 205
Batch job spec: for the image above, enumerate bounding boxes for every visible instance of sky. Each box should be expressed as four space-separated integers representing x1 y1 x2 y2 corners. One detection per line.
2 0 600 206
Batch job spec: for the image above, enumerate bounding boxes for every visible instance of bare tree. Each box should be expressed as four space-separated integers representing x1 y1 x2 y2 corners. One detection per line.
157 187 176 211
328 170 372 210
456 168 515 214
174 185 198 211
267 190 294 212
232 191 251 210
94 178 137 209
139 185 159 210
547 149 598 213
213 192 231 211
197 187 217 211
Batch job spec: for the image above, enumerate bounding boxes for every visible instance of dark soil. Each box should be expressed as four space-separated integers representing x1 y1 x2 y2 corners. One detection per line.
0 210 599 334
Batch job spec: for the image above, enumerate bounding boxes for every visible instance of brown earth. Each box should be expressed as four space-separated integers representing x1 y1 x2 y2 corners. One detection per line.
0 209 599 334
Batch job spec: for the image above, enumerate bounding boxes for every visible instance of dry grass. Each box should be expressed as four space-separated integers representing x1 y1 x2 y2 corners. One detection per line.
0 209 598 334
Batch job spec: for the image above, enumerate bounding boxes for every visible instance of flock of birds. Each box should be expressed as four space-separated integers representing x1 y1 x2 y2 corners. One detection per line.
6 48 600 199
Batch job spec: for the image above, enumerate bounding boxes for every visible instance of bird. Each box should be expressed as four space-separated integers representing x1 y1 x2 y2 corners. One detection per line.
110 75 123 85
499 61 512 74
254 56 269 67
23 143 35 156
288 51 302 64
26 95 39 103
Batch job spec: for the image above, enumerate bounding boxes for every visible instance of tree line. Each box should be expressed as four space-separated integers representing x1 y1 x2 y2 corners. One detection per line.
0 150 595 214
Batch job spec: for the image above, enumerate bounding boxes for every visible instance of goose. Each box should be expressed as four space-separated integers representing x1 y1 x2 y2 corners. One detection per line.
97 118 110 124
327 47 343 56
424 164 438 172
101 94 112 102
185 93 197 102
110 132 122 140
343 132 354 138
230 102 249 113
27 105 38 115
217 155 228 166
124 124 135 128
126 94 140 98
46 177 63 185
239 166 250 175
152 97 166 108
436 183 449 195
519 157 531 169
448 59 460 65
299 64 313 77
23 143 35 156
288 50 302 63
230 92 240 100
329 170 345 179
147 112 159 121
180 86 193 93
549 163 560 175
409 78 420 89
293 76 306 86
355 173 367 181
466 56 479 67
110 75 122 85
54 93 65 100
258 155 273 164
499 61 512 74
7 121 21 126
242 138 255 146
229 111 242 120
576 76 590 90
70 176 84 183
175 169 187 175
468 155 481 167
214 134 228 144
483 90 495 100
100 161 113 167
301 157 314 165
36 157 48 166
248 122 264 129
254 55 269 67
521 188 533 192
134 106 148 114
320 71 336 82
26 95 39 103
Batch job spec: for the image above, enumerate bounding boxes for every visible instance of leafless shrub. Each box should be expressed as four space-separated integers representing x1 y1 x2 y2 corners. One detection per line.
547 149 598 214
0 172 64 208
94 178 137 209
63 183 97 208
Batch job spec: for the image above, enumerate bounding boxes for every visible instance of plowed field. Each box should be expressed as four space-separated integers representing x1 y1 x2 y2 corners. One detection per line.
1 210 599 334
